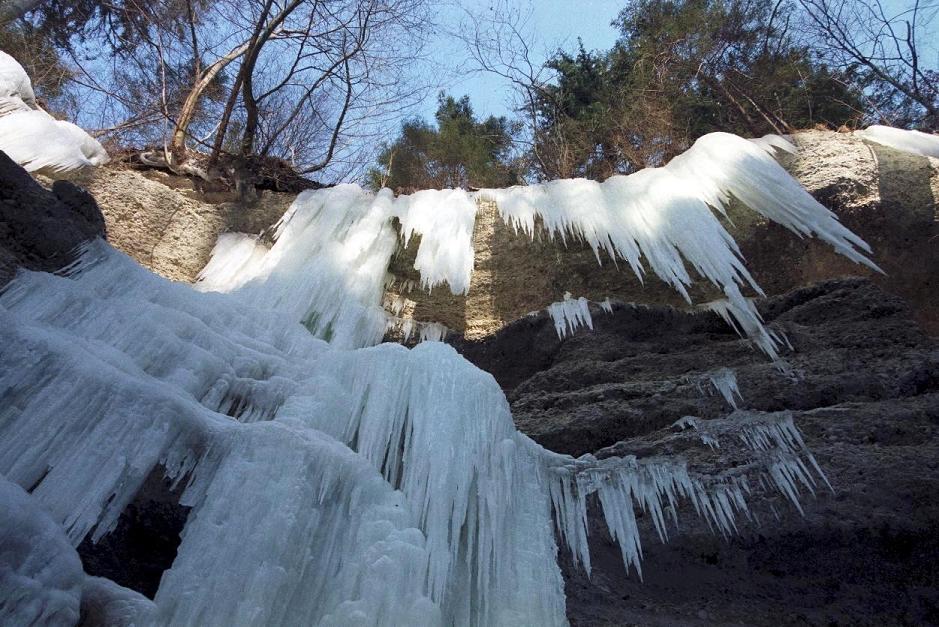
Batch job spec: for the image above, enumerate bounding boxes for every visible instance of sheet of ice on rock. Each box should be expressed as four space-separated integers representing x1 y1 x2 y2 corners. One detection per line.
855 125 939 158
196 185 478 349
482 132 880 358
0 243 560 626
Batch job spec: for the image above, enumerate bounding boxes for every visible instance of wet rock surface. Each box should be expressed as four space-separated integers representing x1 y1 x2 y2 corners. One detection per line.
459 278 939 625
0 150 106 284
76 471 190 600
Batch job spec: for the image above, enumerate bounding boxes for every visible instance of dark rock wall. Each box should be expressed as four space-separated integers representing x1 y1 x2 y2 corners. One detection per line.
458 278 939 625
0 151 106 284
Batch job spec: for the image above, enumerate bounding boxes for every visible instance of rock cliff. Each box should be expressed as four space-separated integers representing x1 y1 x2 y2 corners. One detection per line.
459 278 939 625
2 128 937 625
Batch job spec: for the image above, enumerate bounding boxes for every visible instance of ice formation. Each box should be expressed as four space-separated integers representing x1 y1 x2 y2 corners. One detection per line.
0 50 108 174
0 478 83 626
749 133 796 155
1 128 875 623
855 124 939 158
200 131 876 357
708 367 743 409
547 292 594 338
1 241 829 624
544 294 621 338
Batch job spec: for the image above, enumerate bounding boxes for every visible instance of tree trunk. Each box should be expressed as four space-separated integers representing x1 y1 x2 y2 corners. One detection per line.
171 43 249 160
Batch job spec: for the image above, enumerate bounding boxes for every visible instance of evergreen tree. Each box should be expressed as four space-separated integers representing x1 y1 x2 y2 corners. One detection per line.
370 93 520 191
529 0 864 180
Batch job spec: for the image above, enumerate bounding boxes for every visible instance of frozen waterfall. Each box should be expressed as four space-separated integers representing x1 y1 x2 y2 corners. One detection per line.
0 130 876 625
199 132 878 357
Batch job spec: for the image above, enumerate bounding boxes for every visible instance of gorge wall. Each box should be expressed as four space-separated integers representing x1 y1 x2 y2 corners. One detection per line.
6 129 937 625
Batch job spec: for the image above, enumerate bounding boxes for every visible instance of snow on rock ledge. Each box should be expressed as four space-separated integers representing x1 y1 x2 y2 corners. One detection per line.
0 51 107 174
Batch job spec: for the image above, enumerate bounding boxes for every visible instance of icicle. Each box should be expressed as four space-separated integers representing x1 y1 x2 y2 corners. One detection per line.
708 367 743 409
197 185 400 349
395 189 479 295
194 131 878 358
855 125 939 158
1 126 863 622
532 410 828 579
385 316 451 344
599 297 614 314
749 133 796 155
483 133 878 291
2 245 567 625
700 293 786 359
546 292 594 338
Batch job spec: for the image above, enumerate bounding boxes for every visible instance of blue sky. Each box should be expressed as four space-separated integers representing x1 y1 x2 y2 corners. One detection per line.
415 0 624 121
409 0 939 125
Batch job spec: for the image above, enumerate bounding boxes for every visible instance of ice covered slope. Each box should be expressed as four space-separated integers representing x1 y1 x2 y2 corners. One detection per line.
200 133 877 358
1 241 827 625
0 478 83 626
0 50 108 174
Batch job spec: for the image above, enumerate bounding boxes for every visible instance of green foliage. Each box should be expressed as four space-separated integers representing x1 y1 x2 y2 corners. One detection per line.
369 93 520 191
530 0 865 179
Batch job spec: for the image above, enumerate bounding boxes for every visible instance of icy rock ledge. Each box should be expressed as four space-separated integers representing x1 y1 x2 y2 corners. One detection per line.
198 132 878 358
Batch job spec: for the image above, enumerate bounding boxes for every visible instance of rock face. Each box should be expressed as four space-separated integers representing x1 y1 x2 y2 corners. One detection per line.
0 150 105 284
459 278 939 625
50 166 295 283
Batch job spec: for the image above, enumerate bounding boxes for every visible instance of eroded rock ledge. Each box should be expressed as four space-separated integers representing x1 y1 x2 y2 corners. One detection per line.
458 278 939 625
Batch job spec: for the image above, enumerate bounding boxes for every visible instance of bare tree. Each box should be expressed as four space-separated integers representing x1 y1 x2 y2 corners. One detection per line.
457 3 573 180
797 0 939 128
35 0 433 186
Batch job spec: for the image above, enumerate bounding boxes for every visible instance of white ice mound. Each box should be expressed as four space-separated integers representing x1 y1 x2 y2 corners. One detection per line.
0 50 108 174
0 477 83 626
1 241 827 625
199 132 877 357
855 124 939 158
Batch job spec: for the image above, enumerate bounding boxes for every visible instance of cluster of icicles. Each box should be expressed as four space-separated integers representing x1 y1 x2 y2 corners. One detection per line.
198 132 879 359
1 131 881 626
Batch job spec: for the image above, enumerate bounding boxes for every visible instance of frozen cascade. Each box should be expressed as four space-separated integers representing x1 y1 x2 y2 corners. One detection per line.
1 241 830 625
708 368 743 409
547 292 593 338
200 131 877 357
